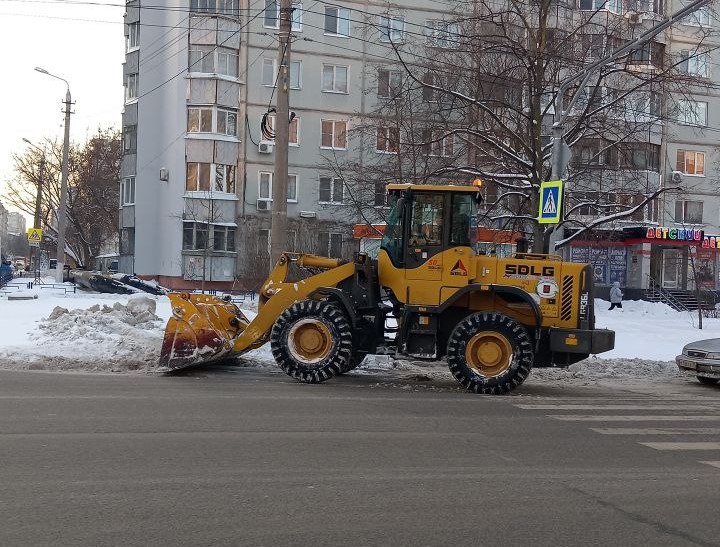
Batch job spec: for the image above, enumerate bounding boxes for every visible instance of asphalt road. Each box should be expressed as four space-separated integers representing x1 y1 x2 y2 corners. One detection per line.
1 366 720 547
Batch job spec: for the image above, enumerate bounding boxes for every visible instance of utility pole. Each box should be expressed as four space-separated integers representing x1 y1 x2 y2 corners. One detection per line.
56 87 72 282
270 0 292 271
545 0 712 252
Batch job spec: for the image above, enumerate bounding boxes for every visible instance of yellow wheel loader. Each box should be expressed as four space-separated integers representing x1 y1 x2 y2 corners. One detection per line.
160 184 615 394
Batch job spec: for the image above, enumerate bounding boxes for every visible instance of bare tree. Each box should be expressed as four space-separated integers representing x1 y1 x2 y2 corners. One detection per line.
4 129 121 267
329 0 711 252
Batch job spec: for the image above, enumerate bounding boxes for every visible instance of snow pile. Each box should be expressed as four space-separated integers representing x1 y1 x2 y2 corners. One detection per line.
0 295 166 373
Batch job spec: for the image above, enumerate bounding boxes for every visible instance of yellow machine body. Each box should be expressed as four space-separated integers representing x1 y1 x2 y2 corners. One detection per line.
160 183 613 385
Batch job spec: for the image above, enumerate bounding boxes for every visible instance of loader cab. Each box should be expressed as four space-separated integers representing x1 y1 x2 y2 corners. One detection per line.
381 184 480 269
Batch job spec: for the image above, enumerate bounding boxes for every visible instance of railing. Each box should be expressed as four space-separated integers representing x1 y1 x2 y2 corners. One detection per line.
645 274 689 313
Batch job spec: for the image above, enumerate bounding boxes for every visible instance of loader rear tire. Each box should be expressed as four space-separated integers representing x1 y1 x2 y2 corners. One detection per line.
338 353 366 374
271 300 353 383
446 312 533 395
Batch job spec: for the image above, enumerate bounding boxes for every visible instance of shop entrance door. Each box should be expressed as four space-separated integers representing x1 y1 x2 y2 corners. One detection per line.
661 248 681 289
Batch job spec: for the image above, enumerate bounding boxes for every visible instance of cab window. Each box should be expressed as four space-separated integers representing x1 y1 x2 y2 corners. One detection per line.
409 193 444 246
381 194 404 264
450 193 475 247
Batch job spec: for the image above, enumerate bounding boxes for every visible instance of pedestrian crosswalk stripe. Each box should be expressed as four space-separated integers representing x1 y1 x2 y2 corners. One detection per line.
548 415 720 422
516 404 717 411
641 442 720 451
591 427 720 435
699 461 720 469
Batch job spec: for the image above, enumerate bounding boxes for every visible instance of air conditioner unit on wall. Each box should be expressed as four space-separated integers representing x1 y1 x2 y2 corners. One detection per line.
257 199 270 211
671 171 684 184
258 142 274 154
626 12 642 24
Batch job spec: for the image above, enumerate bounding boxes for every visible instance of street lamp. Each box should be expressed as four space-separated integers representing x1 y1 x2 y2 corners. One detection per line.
35 67 72 283
22 138 45 280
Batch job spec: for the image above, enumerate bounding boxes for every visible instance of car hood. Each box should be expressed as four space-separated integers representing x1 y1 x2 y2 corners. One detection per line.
684 338 720 352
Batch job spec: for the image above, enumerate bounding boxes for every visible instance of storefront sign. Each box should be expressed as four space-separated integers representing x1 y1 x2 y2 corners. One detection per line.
646 227 703 241
702 235 720 249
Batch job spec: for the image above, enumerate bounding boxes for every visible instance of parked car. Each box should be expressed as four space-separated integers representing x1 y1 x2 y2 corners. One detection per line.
676 339 720 385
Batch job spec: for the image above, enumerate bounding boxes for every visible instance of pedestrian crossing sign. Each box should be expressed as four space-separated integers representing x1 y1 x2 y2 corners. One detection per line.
538 180 563 224
27 228 43 246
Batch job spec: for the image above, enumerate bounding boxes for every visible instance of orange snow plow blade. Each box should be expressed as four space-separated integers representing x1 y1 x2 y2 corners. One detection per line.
159 293 251 372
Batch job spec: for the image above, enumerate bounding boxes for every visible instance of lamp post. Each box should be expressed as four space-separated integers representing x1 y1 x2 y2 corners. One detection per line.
22 138 45 280
35 67 72 283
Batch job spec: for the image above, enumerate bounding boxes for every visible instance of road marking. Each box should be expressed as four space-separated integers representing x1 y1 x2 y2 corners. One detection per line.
699 461 720 469
641 442 720 451
591 428 720 435
548 415 720 422
517 404 717 411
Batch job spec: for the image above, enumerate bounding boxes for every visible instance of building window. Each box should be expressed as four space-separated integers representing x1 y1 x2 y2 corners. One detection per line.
677 99 708 126
123 125 137 153
379 15 404 42
125 73 138 102
190 0 238 14
377 69 402 99
376 127 399 154
422 129 453 157
425 20 460 48
629 42 664 69
217 47 239 77
121 176 136 205
186 162 212 191
215 164 236 193
317 231 343 257
265 114 300 145
675 200 704 224
184 222 233 251
257 228 270 256
319 176 344 203
683 5 710 26
320 120 348 149
321 64 348 93
324 6 350 36
264 0 302 30
374 182 388 206
187 107 213 133
126 22 139 51
422 73 436 101
258 171 298 202
217 108 238 136
679 51 710 78
120 228 135 254
578 0 621 13
676 150 705 175
189 45 215 73
213 225 236 252
262 59 302 89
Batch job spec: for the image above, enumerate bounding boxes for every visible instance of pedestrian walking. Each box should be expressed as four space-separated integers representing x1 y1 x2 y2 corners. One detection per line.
609 281 623 310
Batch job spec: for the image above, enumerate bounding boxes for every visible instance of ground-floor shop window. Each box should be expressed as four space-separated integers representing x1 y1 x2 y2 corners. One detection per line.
570 246 627 286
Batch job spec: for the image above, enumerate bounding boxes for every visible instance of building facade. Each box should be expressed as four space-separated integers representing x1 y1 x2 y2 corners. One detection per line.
120 0 457 289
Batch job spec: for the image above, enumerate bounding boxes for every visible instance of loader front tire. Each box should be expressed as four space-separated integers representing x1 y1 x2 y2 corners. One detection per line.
446 313 533 395
271 300 353 383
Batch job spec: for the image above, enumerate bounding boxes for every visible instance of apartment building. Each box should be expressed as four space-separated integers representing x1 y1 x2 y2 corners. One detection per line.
120 0 458 289
6 212 27 237
558 1 720 295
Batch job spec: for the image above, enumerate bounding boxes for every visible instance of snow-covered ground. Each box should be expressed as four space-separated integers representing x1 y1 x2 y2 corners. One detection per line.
0 283 715 387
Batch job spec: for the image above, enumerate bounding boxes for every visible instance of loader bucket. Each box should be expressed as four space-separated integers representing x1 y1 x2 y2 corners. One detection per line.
159 293 250 372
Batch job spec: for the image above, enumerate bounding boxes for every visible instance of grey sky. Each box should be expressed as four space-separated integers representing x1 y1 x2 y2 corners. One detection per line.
0 0 125 220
